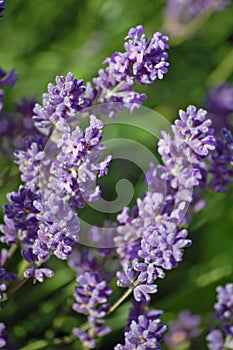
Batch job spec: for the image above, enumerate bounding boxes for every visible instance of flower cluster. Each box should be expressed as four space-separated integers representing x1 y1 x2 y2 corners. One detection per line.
205 84 233 132
33 72 91 133
164 311 201 349
0 323 8 349
0 1 5 19
207 283 233 349
49 114 112 207
115 105 215 302
114 310 167 350
72 271 112 349
209 128 233 192
91 25 169 117
164 0 230 36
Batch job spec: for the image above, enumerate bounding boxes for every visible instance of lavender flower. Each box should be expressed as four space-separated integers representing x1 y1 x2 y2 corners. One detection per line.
164 311 201 349
33 72 91 132
206 329 225 350
0 266 17 301
115 106 214 302
0 1 5 19
164 0 230 36
91 25 169 117
49 114 112 207
72 271 112 349
1 186 40 245
205 84 233 132
0 68 17 91
24 266 54 283
124 26 169 84
0 323 8 349
68 248 98 275
14 135 49 191
126 299 149 330
209 128 233 192
214 283 233 336
33 192 80 260
114 310 167 350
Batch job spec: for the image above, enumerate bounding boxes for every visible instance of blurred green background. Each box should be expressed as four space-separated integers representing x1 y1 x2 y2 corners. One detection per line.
1 0 233 349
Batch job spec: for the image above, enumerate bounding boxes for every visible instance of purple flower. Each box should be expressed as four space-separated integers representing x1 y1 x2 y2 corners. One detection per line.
72 271 112 348
0 216 17 245
124 26 169 84
49 114 111 207
172 106 215 159
73 271 112 316
88 221 116 256
0 323 8 349
34 192 80 260
205 84 233 131
90 26 169 117
68 248 98 274
214 283 233 336
206 329 225 350
139 225 191 270
209 128 233 192
127 299 149 330
0 68 17 90
0 1 5 19
165 310 201 348
33 72 91 132
0 266 17 301
14 135 49 191
115 105 213 302
164 0 230 36
24 267 54 283
114 310 167 350
73 322 111 349
116 262 158 302
1 186 40 245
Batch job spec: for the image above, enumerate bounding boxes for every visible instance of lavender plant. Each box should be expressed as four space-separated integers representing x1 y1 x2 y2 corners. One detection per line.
0 13 233 350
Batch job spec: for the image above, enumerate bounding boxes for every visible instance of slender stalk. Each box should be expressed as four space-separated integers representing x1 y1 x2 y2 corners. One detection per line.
105 81 126 99
7 277 28 297
108 287 133 314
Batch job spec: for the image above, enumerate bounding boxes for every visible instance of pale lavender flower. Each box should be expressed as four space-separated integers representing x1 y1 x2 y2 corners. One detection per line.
164 0 230 36
91 25 169 117
165 310 201 348
0 323 8 349
0 267 17 301
72 271 112 349
205 84 233 132
114 310 166 350
209 128 233 192
1 186 40 246
124 26 169 84
33 192 80 260
0 68 17 91
0 1 5 19
49 114 112 207
115 105 213 301
206 329 225 350
24 267 54 283
214 283 233 336
116 261 158 302
14 135 49 191
33 72 91 132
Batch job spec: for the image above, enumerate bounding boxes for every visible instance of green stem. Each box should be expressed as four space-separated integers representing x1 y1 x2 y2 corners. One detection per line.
168 5 218 47
108 287 133 315
208 46 233 85
7 277 28 297
105 81 126 100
